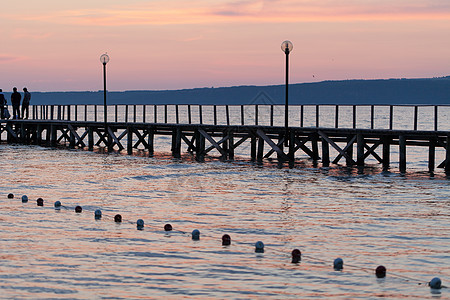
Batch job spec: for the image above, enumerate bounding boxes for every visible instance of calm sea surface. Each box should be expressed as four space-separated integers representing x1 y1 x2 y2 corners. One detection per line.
0 106 449 299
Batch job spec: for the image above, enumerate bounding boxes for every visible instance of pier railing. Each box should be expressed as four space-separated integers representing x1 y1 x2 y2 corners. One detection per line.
30 104 450 131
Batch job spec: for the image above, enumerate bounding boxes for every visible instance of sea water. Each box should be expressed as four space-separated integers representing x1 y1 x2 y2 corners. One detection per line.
0 106 449 299
0 144 448 299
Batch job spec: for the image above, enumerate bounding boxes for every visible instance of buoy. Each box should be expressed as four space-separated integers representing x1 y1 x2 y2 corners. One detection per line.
255 241 264 253
114 214 122 222
94 209 102 219
54 201 62 208
36 198 44 206
192 229 200 240
222 234 231 246
7 193 14 199
164 224 173 231
137 219 144 229
429 277 442 289
75 206 82 213
21 195 28 203
334 258 344 270
291 249 301 263
375 265 386 278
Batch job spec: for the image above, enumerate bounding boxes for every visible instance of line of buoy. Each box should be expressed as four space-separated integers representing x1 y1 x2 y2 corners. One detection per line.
8 193 445 291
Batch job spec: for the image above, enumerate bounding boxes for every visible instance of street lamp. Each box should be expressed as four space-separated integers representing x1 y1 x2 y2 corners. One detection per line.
100 53 110 149
281 40 293 147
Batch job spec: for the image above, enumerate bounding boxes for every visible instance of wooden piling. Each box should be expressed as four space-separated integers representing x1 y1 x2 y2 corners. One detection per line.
399 135 407 173
2 110 449 174
357 133 364 167
148 127 154 156
428 137 436 173
127 127 133 155
382 136 391 171
321 138 330 167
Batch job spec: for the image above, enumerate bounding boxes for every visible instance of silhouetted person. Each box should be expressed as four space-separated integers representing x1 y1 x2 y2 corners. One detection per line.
0 89 6 119
22 87 31 119
11 87 21 119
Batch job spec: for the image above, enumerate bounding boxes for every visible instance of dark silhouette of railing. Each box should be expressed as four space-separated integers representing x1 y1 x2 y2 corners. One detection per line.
30 104 449 131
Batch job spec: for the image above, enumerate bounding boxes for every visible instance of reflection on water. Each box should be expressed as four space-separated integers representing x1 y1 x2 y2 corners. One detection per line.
0 145 448 299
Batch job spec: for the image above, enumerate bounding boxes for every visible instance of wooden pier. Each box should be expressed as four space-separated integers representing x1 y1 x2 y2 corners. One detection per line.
1 117 449 174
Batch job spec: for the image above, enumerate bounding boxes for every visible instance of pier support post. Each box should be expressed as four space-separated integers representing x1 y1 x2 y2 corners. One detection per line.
250 133 257 162
69 126 75 149
382 136 391 171
127 127 133 155
196 130 205 162
45 125 51 146
288 130 295 167
6 123 12 143
312 133 320 166
399 135 407 173
346 135 354 166
50 125 57 147
428 137 436 173
357 133 365 167
228 131 234 161
277 133 284 163
20 123 26 144
257 136 264 164
36 124 42 145
148 127 154 156
321 138 330 167
172 128 181 158
88 127 94 151
222 130 229 161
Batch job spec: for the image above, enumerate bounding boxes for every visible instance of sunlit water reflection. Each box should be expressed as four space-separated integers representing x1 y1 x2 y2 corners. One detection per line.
0 144 449 299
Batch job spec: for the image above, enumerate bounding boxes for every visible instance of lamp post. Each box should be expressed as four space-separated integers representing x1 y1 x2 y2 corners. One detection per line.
100 53 110 148
281 40 293 147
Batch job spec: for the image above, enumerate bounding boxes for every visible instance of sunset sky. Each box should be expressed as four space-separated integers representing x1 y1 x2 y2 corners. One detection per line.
1 0 449 92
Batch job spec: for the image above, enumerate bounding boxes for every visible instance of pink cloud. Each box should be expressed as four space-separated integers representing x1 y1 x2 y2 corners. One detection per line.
0 54 26 63
12 0 450 27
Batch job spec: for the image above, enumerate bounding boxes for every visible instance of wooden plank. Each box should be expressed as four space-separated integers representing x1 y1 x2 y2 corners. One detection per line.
318 131 356 165
172 128 181 158
127 127 133 155
399 135 407 173
132 128 149 149
321 138 330 167
205 135 229 154
256 129 290 161
68 124 86 148
357 133 364 166
6 124 19 142
88 127 94 150
107 126 124 150
429 137 435 173
292 135 316 159
257 136 264 164
198 128 226 156
263 138 283 159
363 139 383 163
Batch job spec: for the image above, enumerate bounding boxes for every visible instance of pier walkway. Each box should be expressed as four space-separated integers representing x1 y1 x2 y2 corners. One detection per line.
1 104 449 174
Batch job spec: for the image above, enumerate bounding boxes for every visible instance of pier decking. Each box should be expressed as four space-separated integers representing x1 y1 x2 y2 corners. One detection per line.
1 104 449 174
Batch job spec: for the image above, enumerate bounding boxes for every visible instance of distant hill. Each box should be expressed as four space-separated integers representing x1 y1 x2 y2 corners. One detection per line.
3 77 450 105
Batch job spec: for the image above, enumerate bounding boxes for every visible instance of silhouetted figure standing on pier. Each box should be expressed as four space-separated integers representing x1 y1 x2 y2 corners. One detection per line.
0 89 7 119
22 87 31 119
11 87 21 119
